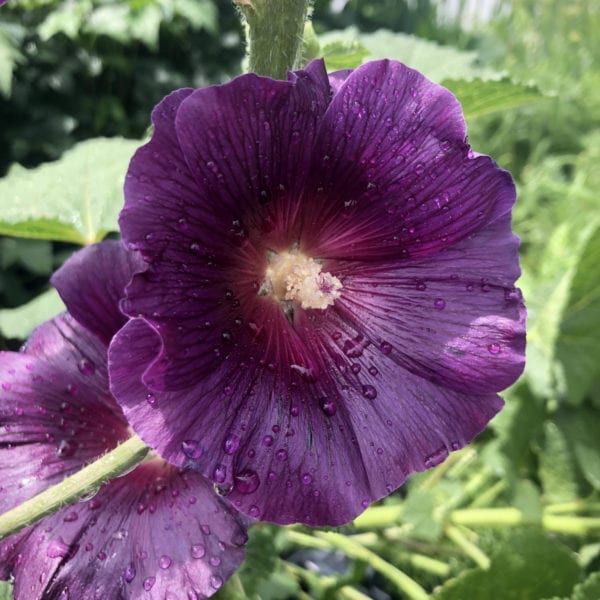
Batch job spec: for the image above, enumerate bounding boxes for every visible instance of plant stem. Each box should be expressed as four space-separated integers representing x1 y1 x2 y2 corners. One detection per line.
236 0 311 78
353 504 403 529
445 524 491 570
0 435 149 541
286 530 429 600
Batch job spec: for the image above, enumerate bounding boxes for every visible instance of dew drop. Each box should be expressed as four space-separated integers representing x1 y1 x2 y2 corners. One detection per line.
143 577 156 591
209 556 221 567
350 363 361 374
424 446 449 468
182 439 203 460
416 281 427 291
488 343 501 355
380 341 393 355
223 434 240 455
248 505 260 517
213 464 227 483
123 563 136 583
368 366 379 376
1 382 11 391
301 473 312 485
290 405 299 417
46 538 69 558
362 385 377 400
146 393 156 406
63 511 78 523
159 555 172 569
77 358 95 376
210 576 223 590
434 298 446 310
234 469 260 494
361 499 370 509
319 398 337 416
65 384 78 396
191 543 206 559
276 449 288 462
262 435 273 447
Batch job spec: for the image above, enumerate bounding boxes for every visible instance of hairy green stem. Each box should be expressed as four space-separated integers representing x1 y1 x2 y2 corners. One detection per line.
0 435 149 541
236 0 311 79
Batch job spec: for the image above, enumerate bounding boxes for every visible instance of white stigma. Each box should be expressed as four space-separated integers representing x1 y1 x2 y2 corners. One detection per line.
265 251 342 310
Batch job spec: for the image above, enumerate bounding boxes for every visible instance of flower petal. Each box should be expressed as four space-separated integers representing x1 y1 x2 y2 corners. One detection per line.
10 461 247 600
51 241 145 344
323 215 526 395
300 59 515 260
109 317 502 525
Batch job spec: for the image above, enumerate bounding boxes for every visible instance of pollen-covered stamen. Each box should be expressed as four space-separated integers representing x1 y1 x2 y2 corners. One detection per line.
264 250 342 310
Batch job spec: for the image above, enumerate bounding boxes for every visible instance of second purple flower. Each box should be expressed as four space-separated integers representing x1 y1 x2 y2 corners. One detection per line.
110 58 526 526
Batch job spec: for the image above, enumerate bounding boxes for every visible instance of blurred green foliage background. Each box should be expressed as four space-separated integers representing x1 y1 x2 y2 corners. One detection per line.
0 1 599 598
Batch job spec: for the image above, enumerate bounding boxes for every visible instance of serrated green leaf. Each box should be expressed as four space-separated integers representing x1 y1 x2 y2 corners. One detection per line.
442 78 546 120
319 27 494 84
434 529 581 600
537 421 577 503
321 39 370 71
402 489 442 541
0 137 140 244
0 288 65 340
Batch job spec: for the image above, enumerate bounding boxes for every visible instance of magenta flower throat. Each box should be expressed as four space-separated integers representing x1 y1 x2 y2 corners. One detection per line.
110 59 526 526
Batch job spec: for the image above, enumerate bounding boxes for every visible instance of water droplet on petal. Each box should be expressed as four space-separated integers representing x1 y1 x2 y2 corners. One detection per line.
77 358 95 376
234 469 260 494
362 385 377 400
416 281 427 291
124 563 136 583
302 473 312 485
63 511 78 523
290 405 299 417
182 440 203 460
143 577 155 591
380 341 393 355
262 435 273 447
424 446 449 468
213 464 227 483
159 555 172 569
191 543 205 559
434 298 446 310
488 343 501 355
319 398 337 416
46 538 69 558
223 434 240 455
276 449 288 462
210 575 223 590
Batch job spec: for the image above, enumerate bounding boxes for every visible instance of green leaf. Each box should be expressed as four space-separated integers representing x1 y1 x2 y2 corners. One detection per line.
0 137 141 244
512 479 542 524
129 4 163 49
524 219 600 401
0 238 53 275
0 26 22 98
442 78 546 120
536 421 578 503
0 288 65 340
321 39 370 71
554 223 600 405
38 0 90 41
571 572 600 600
172 0 218 32
434 529 581 600
319 27 494 84
236 524 281 597
402 489 442 541
557 409 600 490
84 4 130 43
0 581 12 600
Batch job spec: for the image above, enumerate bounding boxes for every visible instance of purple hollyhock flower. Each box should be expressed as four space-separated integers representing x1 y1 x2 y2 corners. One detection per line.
110 59 526 526
0 242 248 599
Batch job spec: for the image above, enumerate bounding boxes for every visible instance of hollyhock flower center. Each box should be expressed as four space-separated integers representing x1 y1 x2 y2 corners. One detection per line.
262 249 342 310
